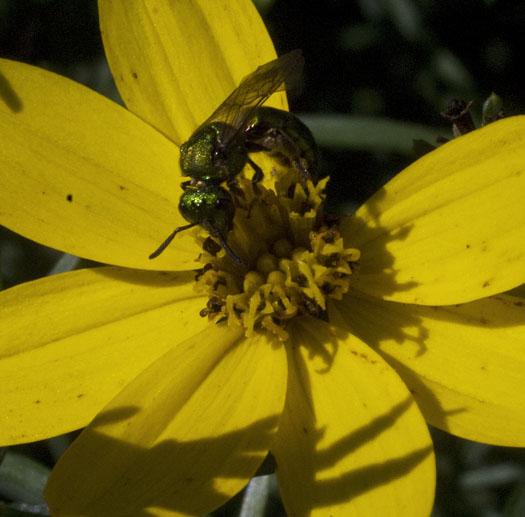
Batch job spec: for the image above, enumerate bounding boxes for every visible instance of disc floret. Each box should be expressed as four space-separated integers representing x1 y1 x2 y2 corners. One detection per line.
195 174 360 341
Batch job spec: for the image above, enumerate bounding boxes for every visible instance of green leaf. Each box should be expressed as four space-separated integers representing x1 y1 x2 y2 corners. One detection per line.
299 114 445 155
0 502 49 516
0 451 49 505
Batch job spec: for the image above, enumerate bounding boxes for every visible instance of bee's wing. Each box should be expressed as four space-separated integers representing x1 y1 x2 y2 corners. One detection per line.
198 49 304 146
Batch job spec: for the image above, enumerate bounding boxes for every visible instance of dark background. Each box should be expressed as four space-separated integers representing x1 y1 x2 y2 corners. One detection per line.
1 1 524 515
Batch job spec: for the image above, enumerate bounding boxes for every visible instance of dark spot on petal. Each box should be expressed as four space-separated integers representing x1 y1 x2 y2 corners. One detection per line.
131 71 138 79
34 399 41 404
66 194 73 202
482 280 491 288
119 185 128 191
479 317 488 325
350 349 378 364
465 243 471 249
77 393 85 399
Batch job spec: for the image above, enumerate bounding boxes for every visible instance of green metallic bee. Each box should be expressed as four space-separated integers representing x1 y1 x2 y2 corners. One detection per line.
149 49 318 262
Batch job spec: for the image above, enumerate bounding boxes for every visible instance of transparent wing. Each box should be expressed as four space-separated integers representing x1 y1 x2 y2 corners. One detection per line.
197 49 304 146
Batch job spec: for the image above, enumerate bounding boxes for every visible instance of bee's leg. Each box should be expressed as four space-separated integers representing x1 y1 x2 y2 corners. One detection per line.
247 157 264 185
248 129 317 187
270 130 314 186
213 232 245 267
226 178 246 201
149 223 197 259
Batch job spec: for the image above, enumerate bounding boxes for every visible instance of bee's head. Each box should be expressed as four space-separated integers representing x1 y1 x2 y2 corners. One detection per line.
178 184 235 236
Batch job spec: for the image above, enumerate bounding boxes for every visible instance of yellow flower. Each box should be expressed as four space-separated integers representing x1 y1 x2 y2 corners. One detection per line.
0 1 524 516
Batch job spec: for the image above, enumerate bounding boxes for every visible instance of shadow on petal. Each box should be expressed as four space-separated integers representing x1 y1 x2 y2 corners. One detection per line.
274 322 435 516
315 446 433 505
341 187 419 300
316 397 415 468
46 414 280 516
0 68 23 112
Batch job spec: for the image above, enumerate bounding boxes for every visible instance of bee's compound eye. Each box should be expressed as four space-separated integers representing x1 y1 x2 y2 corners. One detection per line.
215 197 229 209
212 147 223 160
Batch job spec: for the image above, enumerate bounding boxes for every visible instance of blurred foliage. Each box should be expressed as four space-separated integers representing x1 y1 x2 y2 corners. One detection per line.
1 0 524 515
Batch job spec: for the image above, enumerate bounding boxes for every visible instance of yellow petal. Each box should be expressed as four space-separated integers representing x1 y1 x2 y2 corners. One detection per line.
343 116 525 305
99 0 287 144
45 328 288 516
272 318 435 517
0 58 201 270
331 291 525 446
0 267 208 445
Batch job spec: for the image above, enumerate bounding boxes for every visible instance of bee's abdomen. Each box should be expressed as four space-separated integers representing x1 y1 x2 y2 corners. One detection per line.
244 107 319 182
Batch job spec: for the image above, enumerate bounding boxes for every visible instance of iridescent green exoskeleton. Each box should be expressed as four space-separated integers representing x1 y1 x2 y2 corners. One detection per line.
149 49 319 263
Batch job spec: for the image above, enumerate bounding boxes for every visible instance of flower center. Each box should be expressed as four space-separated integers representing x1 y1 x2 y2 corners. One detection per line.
194 173 360 341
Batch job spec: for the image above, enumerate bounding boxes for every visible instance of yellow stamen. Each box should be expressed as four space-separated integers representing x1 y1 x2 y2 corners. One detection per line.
195 175 360 340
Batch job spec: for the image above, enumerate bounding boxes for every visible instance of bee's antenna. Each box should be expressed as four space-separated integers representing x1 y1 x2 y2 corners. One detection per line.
215 233 245 267
149 223 197 259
